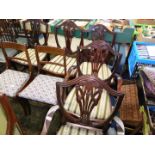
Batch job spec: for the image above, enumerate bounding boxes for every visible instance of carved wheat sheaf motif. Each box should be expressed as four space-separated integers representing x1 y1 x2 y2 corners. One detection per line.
76 84 102 124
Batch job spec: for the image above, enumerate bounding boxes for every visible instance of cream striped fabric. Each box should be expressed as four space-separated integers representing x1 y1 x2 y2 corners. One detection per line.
43 55 76 75
57 124 102 135
48 34 92 52
13 48 46 66
80 62 112 80
64 87 112 120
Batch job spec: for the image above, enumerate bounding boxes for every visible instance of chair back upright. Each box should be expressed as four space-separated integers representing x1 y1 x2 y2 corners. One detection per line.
55 20 85 55
77 40 122 82
23 19 49 47
87 24 116 47
1 41 32 74
56 74 124 130
35 45 66 76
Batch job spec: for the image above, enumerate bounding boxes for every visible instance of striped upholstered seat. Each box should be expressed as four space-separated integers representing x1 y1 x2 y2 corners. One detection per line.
13 48 46 66
57 123 102 135
64 87 112 120
43 55 76 75
80 62 112 80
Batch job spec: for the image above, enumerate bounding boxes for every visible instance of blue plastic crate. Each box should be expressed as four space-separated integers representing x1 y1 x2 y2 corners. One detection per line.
128 41 155 78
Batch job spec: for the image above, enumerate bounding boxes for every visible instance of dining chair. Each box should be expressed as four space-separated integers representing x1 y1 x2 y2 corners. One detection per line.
18 45 65 107
41 74 124 135
0 41 33 114
11 19 49 67
66 40 122 85
87 24 116 47
0 92 23 135
0 20 18 64
35 45 77 77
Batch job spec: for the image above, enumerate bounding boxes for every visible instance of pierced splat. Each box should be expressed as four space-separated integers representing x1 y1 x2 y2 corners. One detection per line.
76 84 102 124
88 24 116 47
77 40 121 78
55 20 85 54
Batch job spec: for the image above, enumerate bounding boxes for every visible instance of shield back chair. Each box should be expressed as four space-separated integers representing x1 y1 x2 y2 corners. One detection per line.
11 19 49 68
0 41 33 114
0 92 23 135
66 40 122 86
41 75 124 135
52 19 91 55
87 24 116 47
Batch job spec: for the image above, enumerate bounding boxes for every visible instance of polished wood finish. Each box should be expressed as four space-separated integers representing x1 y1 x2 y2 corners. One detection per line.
76 40 121 83
56 74 124 132
87 24 116 47
55 19 85 55
1 41 32 75
23 19 49 47
0 92 22 134
35 45 67 77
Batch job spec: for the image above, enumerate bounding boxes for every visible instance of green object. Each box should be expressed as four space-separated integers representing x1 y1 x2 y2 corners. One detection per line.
50 19 63 33
140 106 150 135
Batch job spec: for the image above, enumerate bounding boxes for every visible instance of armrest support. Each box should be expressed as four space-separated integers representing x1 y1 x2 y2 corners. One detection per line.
113 73 123 92
65 65 77 81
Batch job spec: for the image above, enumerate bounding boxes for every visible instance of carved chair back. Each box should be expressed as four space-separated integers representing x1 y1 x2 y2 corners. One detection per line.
77 40 121 82
55 20 85 55
0 19 16 42
23 19 49 47
56 74 124 130
87 24 116 47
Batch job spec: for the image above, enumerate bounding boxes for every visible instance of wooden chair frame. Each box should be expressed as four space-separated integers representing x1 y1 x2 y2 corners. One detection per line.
56 74 124 132
55 19 85 55
23 19 49 47
86 24 116 47
35 45 68 77
0 92 23 134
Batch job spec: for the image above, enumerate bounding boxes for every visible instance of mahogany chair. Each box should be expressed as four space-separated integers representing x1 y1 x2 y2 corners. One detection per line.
66 40 122 84
0 41 33 114
41 74 124 135
0 20 18 63
52 20 91 54
18 46 64 106
87 24 116 47
12 19 49 67
35 45 76 77
0 92 22 135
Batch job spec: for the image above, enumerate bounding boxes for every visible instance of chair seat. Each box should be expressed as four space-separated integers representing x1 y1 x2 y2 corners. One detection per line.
0 48 17 63
64 87 112 120
57 123 102 135
19 74 63 105
80 62 112 80
43 55 76 75
13 48 46 66
0 69 30 97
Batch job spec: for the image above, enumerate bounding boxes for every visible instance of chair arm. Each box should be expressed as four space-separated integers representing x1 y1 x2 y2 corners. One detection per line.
114 73 123 92
41 105 59 135
65 65 77 81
